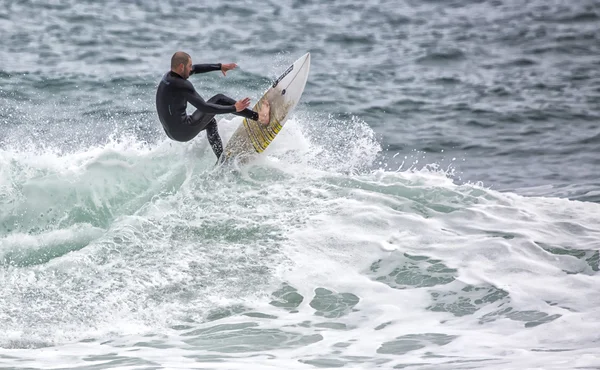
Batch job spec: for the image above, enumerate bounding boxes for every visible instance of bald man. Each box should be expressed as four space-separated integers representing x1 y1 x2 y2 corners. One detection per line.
156 51 270 159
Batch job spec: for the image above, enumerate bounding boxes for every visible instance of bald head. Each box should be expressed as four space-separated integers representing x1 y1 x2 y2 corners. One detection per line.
171 51 191 70
170 51 193 79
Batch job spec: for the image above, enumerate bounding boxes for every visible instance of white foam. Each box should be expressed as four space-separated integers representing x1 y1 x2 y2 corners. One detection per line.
1 112 599 369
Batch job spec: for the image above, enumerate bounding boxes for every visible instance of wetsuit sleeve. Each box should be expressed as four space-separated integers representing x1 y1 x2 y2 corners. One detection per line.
190 63 222 75
238 109 259 121
185 90 237 114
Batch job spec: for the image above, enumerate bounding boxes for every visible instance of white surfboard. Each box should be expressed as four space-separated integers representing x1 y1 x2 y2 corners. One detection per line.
217 52 311 165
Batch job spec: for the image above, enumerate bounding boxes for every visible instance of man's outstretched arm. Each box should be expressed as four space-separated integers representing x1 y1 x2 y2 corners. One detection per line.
190 63 222 75
191 63 237 76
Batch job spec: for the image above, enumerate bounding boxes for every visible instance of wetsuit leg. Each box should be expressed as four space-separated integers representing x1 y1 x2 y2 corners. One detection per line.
204 118 223 158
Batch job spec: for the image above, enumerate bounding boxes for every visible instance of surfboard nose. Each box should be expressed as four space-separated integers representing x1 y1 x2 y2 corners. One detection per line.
298 52 310 65
300 52 310 75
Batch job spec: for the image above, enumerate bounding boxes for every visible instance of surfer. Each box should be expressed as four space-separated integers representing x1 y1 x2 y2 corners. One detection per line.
155 51 270 158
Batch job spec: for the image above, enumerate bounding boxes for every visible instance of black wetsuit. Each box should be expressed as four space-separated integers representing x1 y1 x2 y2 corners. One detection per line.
155 63 259 158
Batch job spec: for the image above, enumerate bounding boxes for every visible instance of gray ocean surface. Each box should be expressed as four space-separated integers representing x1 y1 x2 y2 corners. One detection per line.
1 1 599 369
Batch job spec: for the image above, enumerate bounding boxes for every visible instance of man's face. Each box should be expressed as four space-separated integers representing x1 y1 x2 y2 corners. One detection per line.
183 59 192 79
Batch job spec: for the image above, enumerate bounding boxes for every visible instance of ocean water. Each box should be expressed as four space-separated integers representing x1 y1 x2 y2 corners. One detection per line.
1 0 599 369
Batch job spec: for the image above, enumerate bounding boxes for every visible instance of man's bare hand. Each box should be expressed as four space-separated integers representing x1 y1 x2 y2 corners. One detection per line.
221 63 237 76
235 97 251 112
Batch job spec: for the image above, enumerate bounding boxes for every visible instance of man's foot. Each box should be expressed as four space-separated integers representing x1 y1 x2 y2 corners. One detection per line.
258 100 270 126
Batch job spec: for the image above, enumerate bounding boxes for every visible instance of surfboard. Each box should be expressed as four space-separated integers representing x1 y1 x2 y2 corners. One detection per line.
217 52 311 165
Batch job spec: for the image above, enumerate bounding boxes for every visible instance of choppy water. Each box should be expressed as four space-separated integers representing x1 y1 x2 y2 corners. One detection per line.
1 0 599 369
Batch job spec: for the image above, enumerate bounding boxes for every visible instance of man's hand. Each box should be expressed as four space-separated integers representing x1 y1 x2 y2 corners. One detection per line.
221 63 237 76
235 97 251 112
